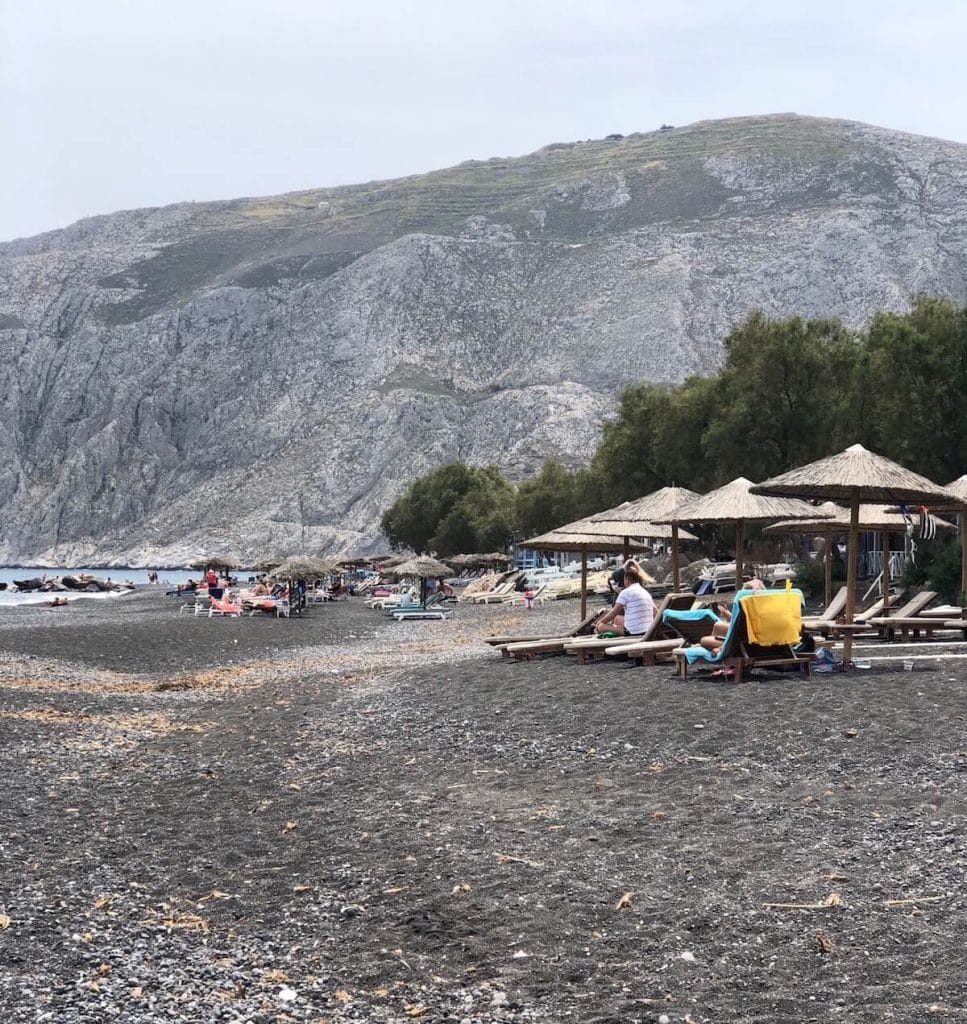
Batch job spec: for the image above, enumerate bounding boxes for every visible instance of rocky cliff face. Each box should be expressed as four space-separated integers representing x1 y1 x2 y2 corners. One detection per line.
3 113 967 565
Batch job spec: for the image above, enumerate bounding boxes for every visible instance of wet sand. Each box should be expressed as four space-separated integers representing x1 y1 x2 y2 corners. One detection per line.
0 591 964 1022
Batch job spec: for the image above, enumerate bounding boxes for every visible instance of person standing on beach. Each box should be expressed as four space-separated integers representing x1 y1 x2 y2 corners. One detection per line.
205 567 218 590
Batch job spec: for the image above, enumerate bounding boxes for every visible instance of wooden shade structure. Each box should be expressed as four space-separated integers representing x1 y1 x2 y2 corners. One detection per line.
387 555 455 607
521 516 652 619
752 444 962 662
654 477 830 590
765 503 954 608
590 487 701 590
273 556 340 580
189 555 241 573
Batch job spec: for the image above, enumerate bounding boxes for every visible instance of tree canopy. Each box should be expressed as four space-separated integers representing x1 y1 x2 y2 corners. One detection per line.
379 298 967 554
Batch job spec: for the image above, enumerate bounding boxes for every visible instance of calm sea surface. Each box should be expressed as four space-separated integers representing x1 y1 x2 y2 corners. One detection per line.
0 566 200 606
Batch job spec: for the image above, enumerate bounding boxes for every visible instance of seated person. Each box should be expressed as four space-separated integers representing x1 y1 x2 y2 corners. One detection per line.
594 561 656 637
699 579 766 653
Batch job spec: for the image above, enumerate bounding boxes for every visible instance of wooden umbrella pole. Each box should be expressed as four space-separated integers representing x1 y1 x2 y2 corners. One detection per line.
735 521 744 589
580 549 588 620
843 496 860 665
961 504 967 609
881 527 890 616
623 537 630 562
672 524 681 591
824 529 833 608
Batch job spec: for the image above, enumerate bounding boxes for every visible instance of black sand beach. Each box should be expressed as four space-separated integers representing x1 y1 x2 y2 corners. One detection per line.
0 591 964 1022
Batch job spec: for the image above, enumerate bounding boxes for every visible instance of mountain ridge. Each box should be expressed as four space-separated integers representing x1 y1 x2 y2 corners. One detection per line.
3 113 967 565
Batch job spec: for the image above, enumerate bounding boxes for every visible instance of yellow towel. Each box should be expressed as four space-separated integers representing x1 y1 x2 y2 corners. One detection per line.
740 591 802 645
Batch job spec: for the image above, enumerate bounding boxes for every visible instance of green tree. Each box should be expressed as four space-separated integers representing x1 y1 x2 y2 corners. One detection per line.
701 311 860 480
588 382 676 505
860 297 967 481
380 463 516 556
515 459 581 536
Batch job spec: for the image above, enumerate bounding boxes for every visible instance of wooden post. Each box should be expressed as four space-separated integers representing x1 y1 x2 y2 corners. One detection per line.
623 537 630 562
961 504 967 609
843 496 859 665
734 521 744 589
881 526 891 616
672 524 681 591
580 548 588 621
823 529 833 608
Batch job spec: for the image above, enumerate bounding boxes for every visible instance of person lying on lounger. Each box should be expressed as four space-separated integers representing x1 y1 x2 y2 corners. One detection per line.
699 579 766 653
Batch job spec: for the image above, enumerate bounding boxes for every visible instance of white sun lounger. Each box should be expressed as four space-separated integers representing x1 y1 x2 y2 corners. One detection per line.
392 609 453 621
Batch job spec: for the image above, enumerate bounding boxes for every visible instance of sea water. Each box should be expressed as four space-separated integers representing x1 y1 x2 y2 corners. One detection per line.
0 566 198 606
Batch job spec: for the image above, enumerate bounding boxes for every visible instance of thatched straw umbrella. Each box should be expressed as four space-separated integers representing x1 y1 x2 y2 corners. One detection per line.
380 553 411 569
590 486 702 589
189 555 240 574
387 555 455 608
653 477 829 592
765 503 955 608
255 556 285 574
752 444 962 662
274 556 339 580
521 516 655 620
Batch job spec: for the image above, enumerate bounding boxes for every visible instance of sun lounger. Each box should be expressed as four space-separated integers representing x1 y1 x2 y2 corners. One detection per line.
496 608 610 661
392 608 453 621
671 588 811 681
474 582 518 604
209 594 242 617
816 593 896 638
866 591 941 639
563 593 695 665
800 585 848 631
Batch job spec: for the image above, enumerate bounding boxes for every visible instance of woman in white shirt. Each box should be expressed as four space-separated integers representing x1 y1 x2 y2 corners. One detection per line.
594 561 656 637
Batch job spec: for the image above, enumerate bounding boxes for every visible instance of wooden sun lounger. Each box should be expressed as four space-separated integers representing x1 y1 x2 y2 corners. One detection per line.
562 593 695 665
672 590 810 682
800 585 848 631
605 637 683 665
484 634 559 647
392 609 452 621
496 608 610 661
816 594 896 638
866 591 939 639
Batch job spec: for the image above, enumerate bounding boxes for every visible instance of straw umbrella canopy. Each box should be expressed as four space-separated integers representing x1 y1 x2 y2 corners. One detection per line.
387 555 456 607
752 443 963 661
590 487 702 589
254 556 285 574
481 551 513 564
189 555 240 574
521 516 655 619
380 553 411 569
653 477 830 591
765 503 955 608
273 556 339 580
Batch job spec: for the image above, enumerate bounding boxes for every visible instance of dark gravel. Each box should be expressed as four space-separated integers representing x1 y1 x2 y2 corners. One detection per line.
0 591 964 1022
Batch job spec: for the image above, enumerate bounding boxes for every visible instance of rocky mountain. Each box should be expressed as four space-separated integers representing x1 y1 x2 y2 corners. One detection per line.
3 112 967 566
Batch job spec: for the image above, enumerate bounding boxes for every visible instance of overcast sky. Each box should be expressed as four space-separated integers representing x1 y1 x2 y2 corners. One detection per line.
3 0 967 242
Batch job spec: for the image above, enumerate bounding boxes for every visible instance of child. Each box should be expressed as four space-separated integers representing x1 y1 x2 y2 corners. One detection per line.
523 589 536 610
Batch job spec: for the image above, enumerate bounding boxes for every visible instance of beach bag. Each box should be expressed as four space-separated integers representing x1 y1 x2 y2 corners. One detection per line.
812 646 841 673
